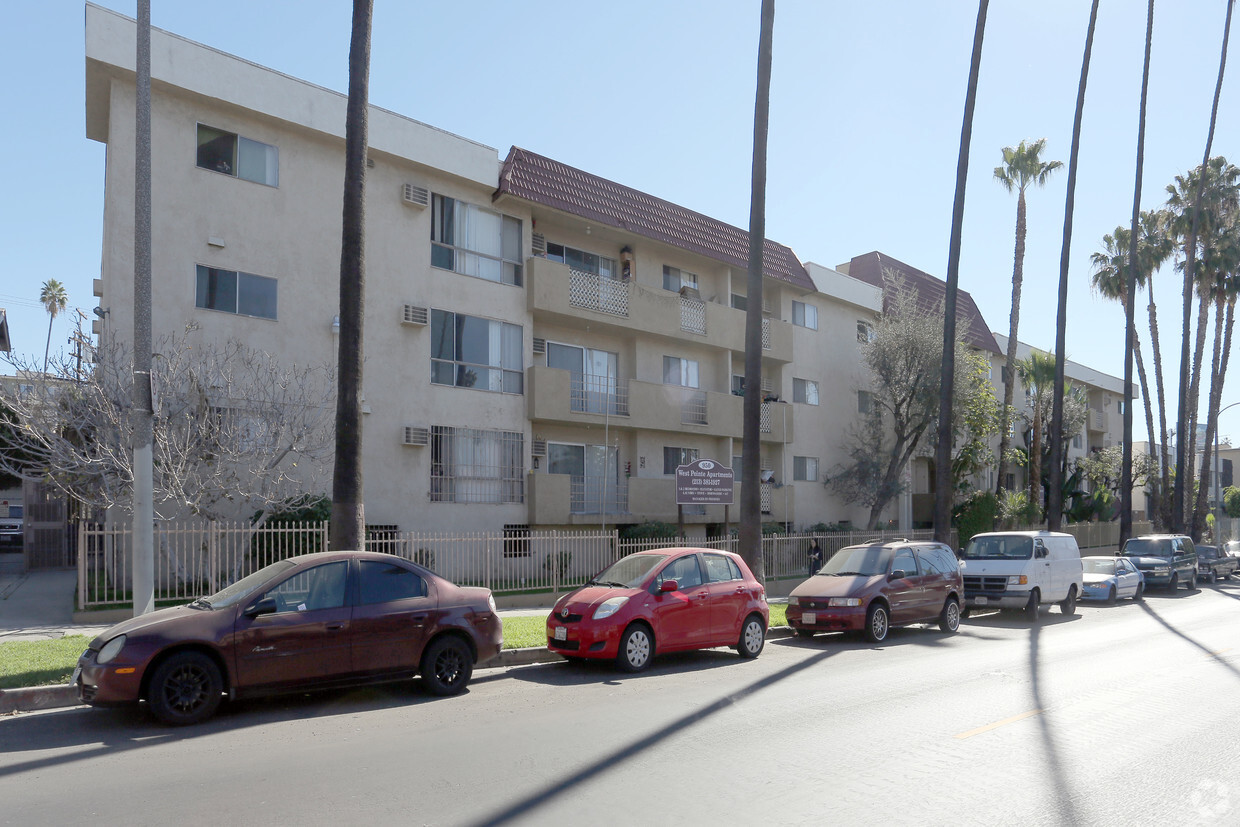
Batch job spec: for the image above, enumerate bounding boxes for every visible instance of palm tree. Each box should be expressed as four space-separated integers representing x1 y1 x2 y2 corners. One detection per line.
1018 349 1058 515
39 279 68 373
993 139 1062 502
933 0 989 545
330 0 373 552
740 0 775 581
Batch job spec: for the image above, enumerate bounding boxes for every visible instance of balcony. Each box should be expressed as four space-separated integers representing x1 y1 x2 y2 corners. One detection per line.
1087 408 1108 433
526 257 793 361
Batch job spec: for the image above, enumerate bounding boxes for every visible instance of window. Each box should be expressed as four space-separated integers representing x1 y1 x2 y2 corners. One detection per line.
892 549 918 578
663 356 699 388
731 293 748 311
1072 434 1083 449
663 266 698 292
430 426 524 503
793 456 818 482
431 309 523 394
195 265 277 319
664 446 699 474
547 342 621 414
793 378 819 405
792 301 818 330
358 561 427 604
1118 400 1126 415
657 555 703 588
732 455 743 477
431 194 523 285
732 374 746 395
703 553 742 582
196 124 278 186
857 320 874 343
858 390 873 414
547 242 615 278
263 562 347 612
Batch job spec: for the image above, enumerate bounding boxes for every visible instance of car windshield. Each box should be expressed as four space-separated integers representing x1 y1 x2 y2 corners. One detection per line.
588 553 667 589
1198 546 1217 559
1121 539 1171 558
204 559 298 608
819 546 892 577
962 536 1033 560
1082 559 1115 575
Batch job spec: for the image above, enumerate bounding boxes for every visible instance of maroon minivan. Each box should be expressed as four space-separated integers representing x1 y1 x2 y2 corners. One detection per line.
786 540 963 643
74 550 502 725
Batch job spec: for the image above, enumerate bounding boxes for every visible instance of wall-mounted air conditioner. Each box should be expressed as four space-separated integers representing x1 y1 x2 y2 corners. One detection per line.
402 182 429 208
402 304 428 326
403 426 429 446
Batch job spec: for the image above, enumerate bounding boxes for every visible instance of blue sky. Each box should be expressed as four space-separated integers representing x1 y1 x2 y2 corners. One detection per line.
3 1 1239 444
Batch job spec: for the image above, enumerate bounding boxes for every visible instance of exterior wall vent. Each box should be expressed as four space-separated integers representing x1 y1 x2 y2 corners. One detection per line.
531 439 548 457
402 304 428 326
532 337 547 355
402 182 430 208
403 426 429 446
531 233 547 256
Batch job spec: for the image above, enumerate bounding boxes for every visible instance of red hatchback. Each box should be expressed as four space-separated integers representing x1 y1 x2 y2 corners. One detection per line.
546 547 768 671
786 540 963 642
74 551 502 725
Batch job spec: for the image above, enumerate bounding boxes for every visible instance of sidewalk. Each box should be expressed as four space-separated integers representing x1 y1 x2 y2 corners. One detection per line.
0 569 788 715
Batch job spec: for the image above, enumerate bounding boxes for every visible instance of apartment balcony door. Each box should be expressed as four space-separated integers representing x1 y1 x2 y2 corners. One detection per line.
548 342 620 415
549 442 621 514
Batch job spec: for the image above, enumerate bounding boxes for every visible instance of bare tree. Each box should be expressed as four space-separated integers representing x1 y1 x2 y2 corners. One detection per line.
0 329 335 525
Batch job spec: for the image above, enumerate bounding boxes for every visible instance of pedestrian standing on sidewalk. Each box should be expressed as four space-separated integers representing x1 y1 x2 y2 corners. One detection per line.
807 539 823 577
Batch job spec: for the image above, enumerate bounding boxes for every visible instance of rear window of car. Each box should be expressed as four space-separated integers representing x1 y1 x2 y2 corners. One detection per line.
359 560 427 603
703 553 741 583
1122 539 1173 557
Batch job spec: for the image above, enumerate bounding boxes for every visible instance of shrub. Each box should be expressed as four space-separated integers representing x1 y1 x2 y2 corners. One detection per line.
954 491 998 545
618 521 678 540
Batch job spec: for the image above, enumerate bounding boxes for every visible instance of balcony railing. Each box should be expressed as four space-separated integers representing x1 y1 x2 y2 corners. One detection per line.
680 295 706 334
762 317 772 349
569 269 629 317
760 402 772 433
681 389 708 425
570 373 629 416
570 476 629 515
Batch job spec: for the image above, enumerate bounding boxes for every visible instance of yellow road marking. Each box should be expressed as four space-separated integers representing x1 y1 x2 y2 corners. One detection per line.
955 709 1042 740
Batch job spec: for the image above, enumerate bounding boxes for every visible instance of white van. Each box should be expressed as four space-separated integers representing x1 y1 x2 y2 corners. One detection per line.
958 531 1084 620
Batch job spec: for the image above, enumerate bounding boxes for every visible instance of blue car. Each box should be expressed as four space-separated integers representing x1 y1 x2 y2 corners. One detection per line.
1080 556 1144 604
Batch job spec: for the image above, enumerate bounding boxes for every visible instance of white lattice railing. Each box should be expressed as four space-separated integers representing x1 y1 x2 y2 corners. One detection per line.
760 402 773 433
680 296 706 334
569 269 629 317
762 317 772 349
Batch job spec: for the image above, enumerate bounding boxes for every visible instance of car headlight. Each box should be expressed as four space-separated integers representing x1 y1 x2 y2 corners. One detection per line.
827 597 861 607
97 635 127 665
1007 575 1028 586
593 596 629 620
788 596 799 606
487 594 497 614
1153 566 1170 575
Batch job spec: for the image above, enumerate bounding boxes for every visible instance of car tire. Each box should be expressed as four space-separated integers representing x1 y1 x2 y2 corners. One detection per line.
1168 573 1179 592
939 598 960 633
1106 586 1117 606
1134 582 1144 601
421 635 473 696
616 624 653 673
1060 586 1077 616
147 651 223 726
738 614 765 658
864 602 889 643
1208 570 1217 585
1024 590 1041 622
1187 572 1197 591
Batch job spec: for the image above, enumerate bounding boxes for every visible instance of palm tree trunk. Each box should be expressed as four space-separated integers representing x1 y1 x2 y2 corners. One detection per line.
43 319 53 374
330 0 373 552
739 0 774 581
1191 294 1230 537
1185 290 1212 528
1133 332 1160 521
996 190 1027 501
1029 398 1043 513
1147 279 1172 528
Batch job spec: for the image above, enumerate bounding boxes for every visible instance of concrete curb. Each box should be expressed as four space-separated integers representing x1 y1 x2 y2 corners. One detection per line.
1 626 795 715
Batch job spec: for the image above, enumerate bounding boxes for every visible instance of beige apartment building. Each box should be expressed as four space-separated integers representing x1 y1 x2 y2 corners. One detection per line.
84 5 891 537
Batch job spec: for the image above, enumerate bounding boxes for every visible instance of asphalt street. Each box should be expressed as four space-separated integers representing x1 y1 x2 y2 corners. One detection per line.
3 583 1240 826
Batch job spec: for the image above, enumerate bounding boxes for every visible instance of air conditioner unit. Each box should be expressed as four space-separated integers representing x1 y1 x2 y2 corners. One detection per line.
402 182 430 208
403 426 429 446
531 439 547 457
531 233 547 256
761 378 774 394
762 298 773 316
678 286 702 300
402 304 428 325
532 337 546 355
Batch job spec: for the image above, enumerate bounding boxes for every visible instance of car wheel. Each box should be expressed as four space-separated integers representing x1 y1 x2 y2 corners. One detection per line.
1060 586 1077 616
864 603 889 643
147 651 223 726
939 598 960 633
1106 586 1117 606
1168 573 1179 592
1208 570 1217 585
795 629 816 639
738 614 765 658
421 635 473 696
1134 582 1144 601
616 624 653 672
1187 572 1197 591
1024 590 1041 622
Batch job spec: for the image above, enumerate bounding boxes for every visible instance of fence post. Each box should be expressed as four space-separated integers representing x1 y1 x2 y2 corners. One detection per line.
552 530 560 597
486 533 493 591
77 520 87 611
208 525 218 594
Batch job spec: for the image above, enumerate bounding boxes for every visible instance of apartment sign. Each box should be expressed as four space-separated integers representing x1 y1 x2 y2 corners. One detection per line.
676 459 735 505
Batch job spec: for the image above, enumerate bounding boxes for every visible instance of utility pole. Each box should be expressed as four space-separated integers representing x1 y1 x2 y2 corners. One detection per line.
132 0 155 616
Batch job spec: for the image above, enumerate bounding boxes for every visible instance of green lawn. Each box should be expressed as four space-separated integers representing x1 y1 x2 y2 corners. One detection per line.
0 604 788 690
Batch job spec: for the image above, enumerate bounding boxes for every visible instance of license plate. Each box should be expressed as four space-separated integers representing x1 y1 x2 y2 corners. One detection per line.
553 626 566 641
974 597 988 605
802 612 816 625
71 665 81 686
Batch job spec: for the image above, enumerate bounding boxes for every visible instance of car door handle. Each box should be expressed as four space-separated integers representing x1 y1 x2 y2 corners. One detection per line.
734 587 745 594
326 623 345 631
409 614 428 624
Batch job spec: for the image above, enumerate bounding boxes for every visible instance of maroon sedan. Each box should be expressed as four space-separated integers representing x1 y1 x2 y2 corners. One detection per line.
74 550 502 725
786 540 963 642
547 548 768 672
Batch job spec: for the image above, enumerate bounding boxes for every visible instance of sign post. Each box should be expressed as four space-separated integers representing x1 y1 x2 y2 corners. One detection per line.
675 459 736 540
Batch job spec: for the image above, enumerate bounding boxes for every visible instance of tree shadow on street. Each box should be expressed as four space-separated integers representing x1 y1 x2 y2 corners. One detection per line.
1138 599 1240 681
1026 622 1084 826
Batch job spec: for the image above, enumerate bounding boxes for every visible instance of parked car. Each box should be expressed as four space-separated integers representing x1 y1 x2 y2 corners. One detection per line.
74 551 502 725
0 504 22 551
546 548 768 672
1195 544 1237 584
1225 540 1240 565
1080 556 1144 603
785 540 963 642
1119 534 1198 591
959 531 1084 620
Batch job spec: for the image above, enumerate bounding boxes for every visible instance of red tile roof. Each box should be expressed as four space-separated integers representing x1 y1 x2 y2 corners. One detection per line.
843 252 1001 355
495 147 815 291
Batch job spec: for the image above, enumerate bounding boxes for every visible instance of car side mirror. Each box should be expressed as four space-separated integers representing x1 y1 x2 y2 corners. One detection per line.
659 579 679 593
889 570 906 581
1035 548 1048 559
245 596 278 618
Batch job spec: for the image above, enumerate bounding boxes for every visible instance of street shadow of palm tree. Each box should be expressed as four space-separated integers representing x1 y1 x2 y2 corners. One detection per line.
1138 600 1240 681
503 647 763 688
1026 623 1084 826
469 647 838 827
963 609 1082 630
